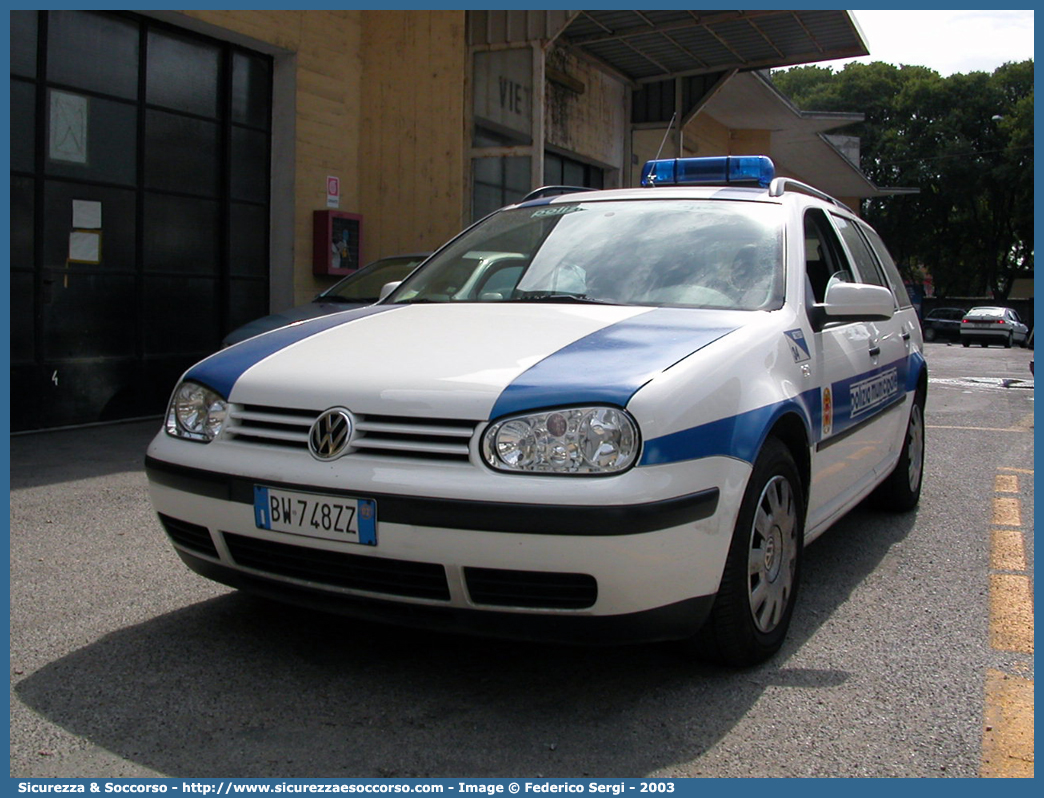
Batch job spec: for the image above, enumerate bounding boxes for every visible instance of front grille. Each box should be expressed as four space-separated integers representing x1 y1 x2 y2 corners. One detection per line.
224 405 477 462
159 514 219 558
223 532 451 601
464 567 598 609
225 405 315 448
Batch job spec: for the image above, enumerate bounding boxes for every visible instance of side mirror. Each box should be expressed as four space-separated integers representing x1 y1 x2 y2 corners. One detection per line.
379 281 401 301
811 282 895 330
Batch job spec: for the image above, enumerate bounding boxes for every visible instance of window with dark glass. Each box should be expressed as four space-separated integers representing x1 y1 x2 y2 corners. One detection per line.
543 152 604 190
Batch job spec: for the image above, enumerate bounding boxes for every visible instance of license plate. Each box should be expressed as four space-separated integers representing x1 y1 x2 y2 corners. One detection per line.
253 486 377 545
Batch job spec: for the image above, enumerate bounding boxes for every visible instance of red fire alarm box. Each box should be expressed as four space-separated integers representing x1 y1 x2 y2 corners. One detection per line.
313 210 362 276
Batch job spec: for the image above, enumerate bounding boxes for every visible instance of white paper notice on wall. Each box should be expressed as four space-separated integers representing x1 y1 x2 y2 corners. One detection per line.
72 199 102 229
69 231 101 264
50 90 89 164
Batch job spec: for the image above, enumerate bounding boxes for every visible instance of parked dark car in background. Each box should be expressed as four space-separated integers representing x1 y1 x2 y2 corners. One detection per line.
960 306 1030 349
920 306 965 342
222 254 430 347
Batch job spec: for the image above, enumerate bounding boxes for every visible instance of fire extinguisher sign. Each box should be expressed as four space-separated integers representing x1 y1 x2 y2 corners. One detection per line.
326 176 340 208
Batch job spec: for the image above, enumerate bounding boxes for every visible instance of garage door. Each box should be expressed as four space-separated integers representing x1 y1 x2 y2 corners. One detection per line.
10 10 272 431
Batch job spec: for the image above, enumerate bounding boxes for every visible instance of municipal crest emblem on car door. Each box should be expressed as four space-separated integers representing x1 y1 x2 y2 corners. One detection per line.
822 387 833 437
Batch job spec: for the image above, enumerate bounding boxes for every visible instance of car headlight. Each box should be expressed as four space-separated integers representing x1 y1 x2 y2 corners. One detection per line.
482 406 639 474
166 381 228 442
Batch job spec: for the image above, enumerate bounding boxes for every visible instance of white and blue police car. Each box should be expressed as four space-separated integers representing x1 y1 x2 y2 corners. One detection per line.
146 156 927 666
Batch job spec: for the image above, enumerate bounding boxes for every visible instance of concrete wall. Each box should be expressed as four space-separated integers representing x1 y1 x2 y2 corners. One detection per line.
544 46 627 183
728 128 771 156
683 115 730 159
630 116 747 186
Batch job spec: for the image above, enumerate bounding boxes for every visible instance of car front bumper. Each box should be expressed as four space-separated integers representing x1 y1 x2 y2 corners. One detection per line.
145 434 751 644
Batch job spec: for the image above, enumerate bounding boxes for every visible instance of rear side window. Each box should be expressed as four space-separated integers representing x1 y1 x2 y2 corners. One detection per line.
831 214 888 289
860 224 913 309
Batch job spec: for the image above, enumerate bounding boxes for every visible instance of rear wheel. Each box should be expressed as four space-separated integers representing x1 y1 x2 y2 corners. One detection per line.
1004 333 1013 348
871 388 925 511
689 438 803 666
962 340 970 348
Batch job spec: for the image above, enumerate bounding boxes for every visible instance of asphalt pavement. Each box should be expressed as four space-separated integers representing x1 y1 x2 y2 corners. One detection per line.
8 346 1034 777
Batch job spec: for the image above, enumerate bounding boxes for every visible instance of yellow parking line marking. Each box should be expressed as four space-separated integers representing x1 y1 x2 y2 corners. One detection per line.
991 528 1028 573
982 670 1035 777
982 467 1034 777
989 573 1034 654
992 496 1023 527
994 474 1019 493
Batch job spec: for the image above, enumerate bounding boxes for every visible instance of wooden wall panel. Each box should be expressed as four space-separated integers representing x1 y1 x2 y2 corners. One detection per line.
359 11 468 264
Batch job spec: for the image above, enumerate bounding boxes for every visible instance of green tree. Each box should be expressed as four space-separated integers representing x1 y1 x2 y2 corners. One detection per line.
772 61 1033 298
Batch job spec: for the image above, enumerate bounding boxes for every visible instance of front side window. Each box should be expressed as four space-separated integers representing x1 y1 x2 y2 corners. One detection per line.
390 200 784 311
803 209 850 303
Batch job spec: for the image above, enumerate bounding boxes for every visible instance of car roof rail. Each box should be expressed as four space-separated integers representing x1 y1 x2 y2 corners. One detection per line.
768 177 852 212
520 185 596 202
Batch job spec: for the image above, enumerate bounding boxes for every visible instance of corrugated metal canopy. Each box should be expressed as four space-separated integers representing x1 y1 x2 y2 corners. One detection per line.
558 9 868 83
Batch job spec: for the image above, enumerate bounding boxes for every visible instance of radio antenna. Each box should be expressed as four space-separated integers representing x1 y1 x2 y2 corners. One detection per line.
653 112 678 161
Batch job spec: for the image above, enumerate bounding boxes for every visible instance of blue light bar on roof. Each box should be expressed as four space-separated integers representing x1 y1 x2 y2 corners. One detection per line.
641 155 775 188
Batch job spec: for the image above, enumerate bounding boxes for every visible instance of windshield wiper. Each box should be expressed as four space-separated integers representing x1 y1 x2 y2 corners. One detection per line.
508 292 615 305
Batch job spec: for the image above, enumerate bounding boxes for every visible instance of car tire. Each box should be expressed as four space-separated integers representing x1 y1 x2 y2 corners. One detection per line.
871 388 925 512
1005 334 1013 348
924 328 936 342
962 340 970 348
688 437 803 667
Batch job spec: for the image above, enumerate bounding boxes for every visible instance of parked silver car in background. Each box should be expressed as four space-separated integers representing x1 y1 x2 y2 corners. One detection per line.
222 254 430 347
960 306 1030 348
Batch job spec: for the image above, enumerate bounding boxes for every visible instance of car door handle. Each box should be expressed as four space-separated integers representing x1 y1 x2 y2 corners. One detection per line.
901 330 911 341
869 345 881 357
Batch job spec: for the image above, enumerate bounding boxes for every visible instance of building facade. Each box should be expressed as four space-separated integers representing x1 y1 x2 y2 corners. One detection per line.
10 9 884 431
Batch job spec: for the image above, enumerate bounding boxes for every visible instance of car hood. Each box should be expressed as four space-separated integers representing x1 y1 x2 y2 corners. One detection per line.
189 304 745 420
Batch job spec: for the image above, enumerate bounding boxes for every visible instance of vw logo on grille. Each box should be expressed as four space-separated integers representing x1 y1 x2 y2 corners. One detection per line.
309 408 354 461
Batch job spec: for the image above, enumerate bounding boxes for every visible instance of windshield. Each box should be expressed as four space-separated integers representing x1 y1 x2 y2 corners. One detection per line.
388 200 784 310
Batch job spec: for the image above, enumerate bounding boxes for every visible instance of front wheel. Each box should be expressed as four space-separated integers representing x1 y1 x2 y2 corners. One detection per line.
689 438 804 666
871 389 925 511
